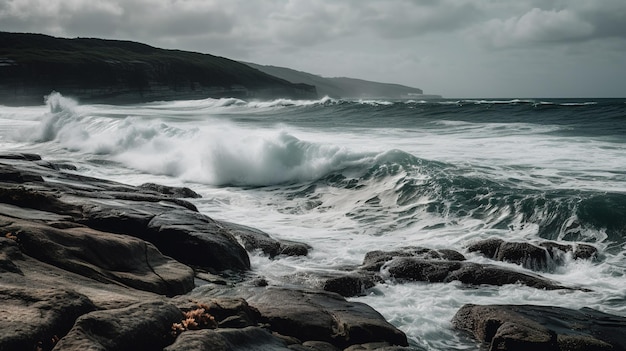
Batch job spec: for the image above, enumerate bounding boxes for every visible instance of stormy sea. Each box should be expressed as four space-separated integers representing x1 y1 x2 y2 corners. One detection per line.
2 92 626 350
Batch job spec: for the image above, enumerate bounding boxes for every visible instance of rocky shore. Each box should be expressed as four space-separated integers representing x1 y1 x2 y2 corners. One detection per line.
1 153 625 351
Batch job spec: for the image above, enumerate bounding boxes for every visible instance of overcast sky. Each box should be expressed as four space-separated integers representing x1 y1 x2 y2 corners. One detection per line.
2 0 625 98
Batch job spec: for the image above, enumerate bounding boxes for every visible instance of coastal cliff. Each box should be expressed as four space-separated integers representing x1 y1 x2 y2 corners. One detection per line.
0 32 317 105
245 62 440 99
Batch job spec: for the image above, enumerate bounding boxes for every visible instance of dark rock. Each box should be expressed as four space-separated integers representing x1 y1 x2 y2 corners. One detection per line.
174 297 262 329
445 263 571 290
220 221 309 258
573 243 598 260
0 286 96 351
452 304 626 351
0 153 42 161
301 340 341 351
34 160 78 171
322 274 376 297
7 217 195 296
244 287 408 348
53 300 182 351
362 247 465 272
0 185 79 215
0 164 45 183
138 182 202 198
146 210 250 272
469 238 599 271
164 327 291 351
279 240 310 256
385 258 573 290
495 241 550 271
467 238 504 258
0 237 23 274
386 258 462 283
438 249 467 261
344 342 416 350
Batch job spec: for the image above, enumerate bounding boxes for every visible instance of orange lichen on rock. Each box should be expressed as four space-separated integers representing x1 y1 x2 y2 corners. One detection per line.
171 304 217 337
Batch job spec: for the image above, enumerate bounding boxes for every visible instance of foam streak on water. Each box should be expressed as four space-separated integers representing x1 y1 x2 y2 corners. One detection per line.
2 92 626 350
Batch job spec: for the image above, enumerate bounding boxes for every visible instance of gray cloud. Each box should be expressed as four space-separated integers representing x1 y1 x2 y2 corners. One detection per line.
1 0 624 97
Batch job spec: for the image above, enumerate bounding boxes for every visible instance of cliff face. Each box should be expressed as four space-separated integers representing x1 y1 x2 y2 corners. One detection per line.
0 32 317 105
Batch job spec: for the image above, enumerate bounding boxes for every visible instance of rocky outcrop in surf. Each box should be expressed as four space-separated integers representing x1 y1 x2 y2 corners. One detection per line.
0 153 409 351
452 304 626 351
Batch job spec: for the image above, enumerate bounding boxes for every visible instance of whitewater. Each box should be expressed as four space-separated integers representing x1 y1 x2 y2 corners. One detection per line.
2 92 626 350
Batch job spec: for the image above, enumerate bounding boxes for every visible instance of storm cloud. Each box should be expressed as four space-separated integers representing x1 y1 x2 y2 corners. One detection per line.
1 0 625 97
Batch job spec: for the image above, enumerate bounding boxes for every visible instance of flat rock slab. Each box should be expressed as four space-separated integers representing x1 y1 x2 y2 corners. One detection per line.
234 287 408 349
0 286 96 351
385 257 576 290
452 304 626 351
164 327 291 351
53 300 182 351
2 215 195 296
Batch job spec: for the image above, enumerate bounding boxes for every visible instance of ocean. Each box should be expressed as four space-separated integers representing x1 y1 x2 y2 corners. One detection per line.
2 92 626 350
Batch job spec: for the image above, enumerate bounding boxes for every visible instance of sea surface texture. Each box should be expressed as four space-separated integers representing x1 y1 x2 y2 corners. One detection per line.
2 92 625 350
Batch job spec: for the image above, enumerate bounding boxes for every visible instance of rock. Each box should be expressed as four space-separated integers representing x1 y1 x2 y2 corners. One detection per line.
138 182 202 198
452 304 626 351
469 238 598 271
0 153 42 161
53 300 182 351
0 236 23 274
322 274 376 297
573 244 598 260
164 327 291 351
445 263 571 290
467 238 504 258
386 258 462 283
301 340 341 351
220 221 310 258
0 184 80 216
279 240 310 256
385 258 573 290
173 297 262 329
343 342 415 350
0 286 96 351
362 247 465 272
145 210 250 272
243 287 408 349
495 242 550 271
6 217 195 296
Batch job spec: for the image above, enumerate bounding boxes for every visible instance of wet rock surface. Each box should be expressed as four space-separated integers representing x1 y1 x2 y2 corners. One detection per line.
452 304 626 351
468 237 598 271
0 154 408 351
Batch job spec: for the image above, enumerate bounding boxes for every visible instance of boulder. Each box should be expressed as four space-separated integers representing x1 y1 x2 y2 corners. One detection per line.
6 217 195 296
220 221 310 258
452 304 626 351
495 241 550 271
173 297 261 329
385 258 573 290
469 238 598 272
243 287 408 349
0 286 96 351
53 300 182 351
322 274 377 297
362 247 465 272
138 182 202 198
145 210 250 272
164 327 291 351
